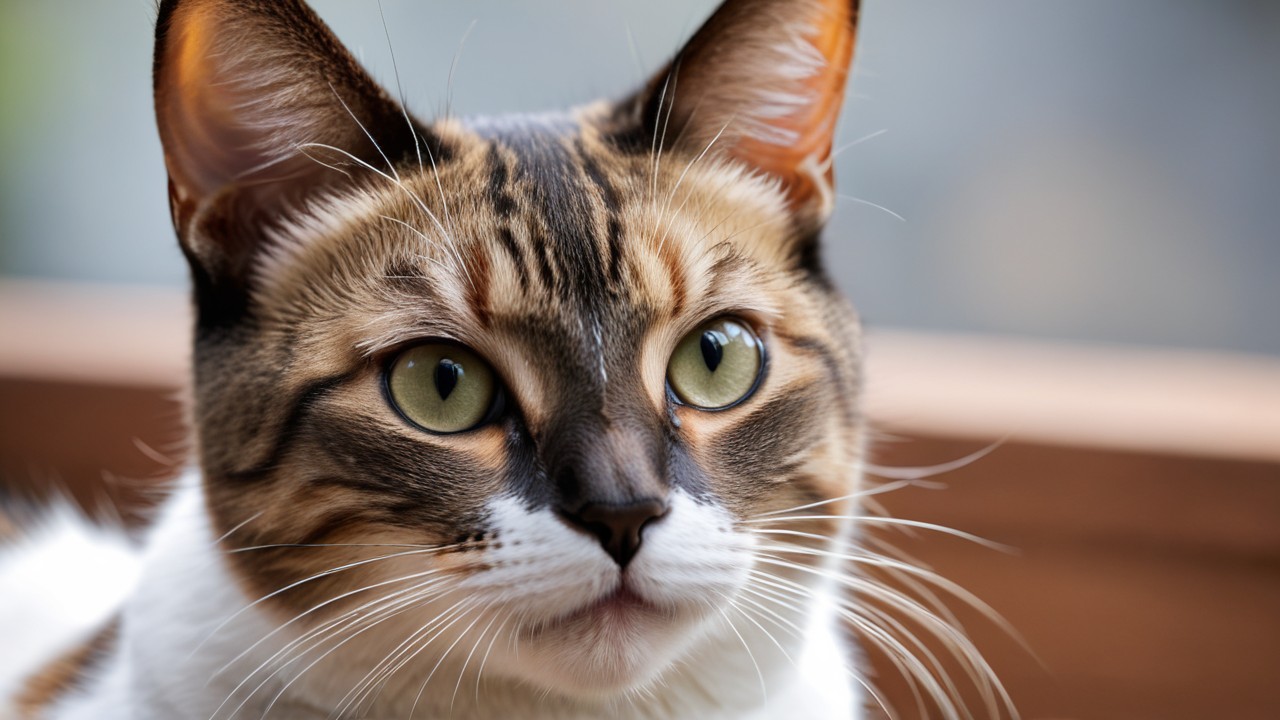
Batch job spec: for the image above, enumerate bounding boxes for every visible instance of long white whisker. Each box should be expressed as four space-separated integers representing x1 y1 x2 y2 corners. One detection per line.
864 441 1004 481
746 515 1014 553
836 193 906 222
212 574 451 720
718 606 767 702
300 141 475 294
830 128 888 159
450 610 502 713
331 594 473 718
655 113 738 256
328 83 398 181
198 546 453 662
214 512 265 544
409 600 488 719
749 478 929 519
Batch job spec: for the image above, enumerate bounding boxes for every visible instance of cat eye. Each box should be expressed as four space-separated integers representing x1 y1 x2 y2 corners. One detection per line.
667 318 764 410
386 343 500 434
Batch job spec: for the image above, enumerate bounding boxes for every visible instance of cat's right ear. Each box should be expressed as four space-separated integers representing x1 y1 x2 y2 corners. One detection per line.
153 0 423 305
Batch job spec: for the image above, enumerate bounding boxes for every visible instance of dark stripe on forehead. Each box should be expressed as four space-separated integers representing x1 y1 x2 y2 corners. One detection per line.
486 119 611 304
464 240 493 327
486 144 517 218
486 145 531 292
494 228 530 293
576 138 625 289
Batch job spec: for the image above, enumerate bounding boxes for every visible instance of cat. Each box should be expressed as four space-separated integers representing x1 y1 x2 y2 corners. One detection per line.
1 0 1011 718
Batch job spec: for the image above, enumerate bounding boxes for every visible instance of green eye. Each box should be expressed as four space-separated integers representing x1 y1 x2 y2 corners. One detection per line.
387 344 498 433
667 318 764 410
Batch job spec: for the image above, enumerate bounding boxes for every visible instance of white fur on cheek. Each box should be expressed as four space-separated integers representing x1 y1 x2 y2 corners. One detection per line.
628 490 753 610
460 495 618 619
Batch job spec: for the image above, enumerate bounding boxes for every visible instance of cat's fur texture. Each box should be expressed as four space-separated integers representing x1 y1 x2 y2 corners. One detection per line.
1 1 1011 718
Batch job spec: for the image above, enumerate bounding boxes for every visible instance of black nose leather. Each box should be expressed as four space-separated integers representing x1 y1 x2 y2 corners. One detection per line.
561 499 669 568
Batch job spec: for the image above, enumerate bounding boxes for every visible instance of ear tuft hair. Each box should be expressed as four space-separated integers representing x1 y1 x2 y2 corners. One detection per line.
153 0 427 288
626 0 859 225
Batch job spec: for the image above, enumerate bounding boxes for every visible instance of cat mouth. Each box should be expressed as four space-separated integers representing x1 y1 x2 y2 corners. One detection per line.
543 583 665 632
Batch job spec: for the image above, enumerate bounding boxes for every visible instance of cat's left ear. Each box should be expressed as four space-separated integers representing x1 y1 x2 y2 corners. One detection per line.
620 0 859 227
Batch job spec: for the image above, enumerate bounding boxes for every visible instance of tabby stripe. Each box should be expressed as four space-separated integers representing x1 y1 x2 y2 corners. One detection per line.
576 138 626 287
291 507 396 547
715 384 825 483
494 227 530 292
528 224 561 293
486 144 517 218
225 371 357 482
657 234 688 316
774 330 859 426
485 144 532 292
503 130 605 301
465 241 494 327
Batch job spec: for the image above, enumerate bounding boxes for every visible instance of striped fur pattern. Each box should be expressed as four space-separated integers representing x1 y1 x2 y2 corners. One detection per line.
4 0 1011 718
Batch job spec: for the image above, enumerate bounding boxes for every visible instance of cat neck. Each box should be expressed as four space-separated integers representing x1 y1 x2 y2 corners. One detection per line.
58 475 859 720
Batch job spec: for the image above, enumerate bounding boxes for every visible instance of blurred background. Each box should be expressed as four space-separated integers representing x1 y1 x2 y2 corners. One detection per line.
1 0 1278 353
1 1 1278 719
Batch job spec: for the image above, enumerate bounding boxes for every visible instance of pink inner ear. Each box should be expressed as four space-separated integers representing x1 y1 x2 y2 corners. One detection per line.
728 0 857 214
158 3 288 204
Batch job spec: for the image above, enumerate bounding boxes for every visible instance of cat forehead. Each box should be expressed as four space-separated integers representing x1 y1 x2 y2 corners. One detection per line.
256 114 798 328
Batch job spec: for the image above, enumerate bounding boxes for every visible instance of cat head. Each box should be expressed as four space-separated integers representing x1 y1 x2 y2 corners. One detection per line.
154 0 864 703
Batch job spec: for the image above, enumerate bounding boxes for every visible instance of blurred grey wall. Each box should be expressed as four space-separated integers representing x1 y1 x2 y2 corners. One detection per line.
2 1 1277 355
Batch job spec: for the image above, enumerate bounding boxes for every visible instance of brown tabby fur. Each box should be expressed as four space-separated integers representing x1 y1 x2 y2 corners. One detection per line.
153 0 864 627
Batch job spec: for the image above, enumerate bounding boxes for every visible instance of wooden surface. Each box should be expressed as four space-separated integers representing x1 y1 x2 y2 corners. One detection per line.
866 438 1280 720
2 279 1279 719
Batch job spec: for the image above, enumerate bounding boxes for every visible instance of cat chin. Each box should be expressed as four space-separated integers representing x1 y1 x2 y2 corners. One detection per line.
500 603 707 697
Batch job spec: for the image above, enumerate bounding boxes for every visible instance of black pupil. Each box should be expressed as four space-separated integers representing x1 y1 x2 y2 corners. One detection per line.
700 331 725 372
434 359 462 400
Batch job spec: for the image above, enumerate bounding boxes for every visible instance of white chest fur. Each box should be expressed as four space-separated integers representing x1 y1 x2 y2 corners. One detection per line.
26 478 861 720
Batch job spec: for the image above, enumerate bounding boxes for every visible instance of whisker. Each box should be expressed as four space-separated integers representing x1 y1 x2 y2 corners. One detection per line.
450 610 502 713
211 575 452 720
214 511 265 544
655 113 738 256
723 594 794 665
864 441 1003 482
257 586 461 720
829 128 888 159
718 606 767 702
409 600 489 719
748 478 931 519
836 193 906 222
750 558 1017 719
473 612 510 702
375 0 426 178
331 594 473 718
445 19 479 122
198 545 458 662
328 83 398 180
746 516 1015 553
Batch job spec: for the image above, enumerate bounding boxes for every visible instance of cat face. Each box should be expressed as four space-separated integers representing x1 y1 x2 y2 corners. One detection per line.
155 0 863 702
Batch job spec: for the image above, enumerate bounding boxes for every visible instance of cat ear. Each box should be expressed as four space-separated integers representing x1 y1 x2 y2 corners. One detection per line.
625 0 859 225
153 0 422 284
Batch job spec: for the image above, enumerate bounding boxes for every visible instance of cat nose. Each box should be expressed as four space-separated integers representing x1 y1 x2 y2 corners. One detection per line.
560 499 669 568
